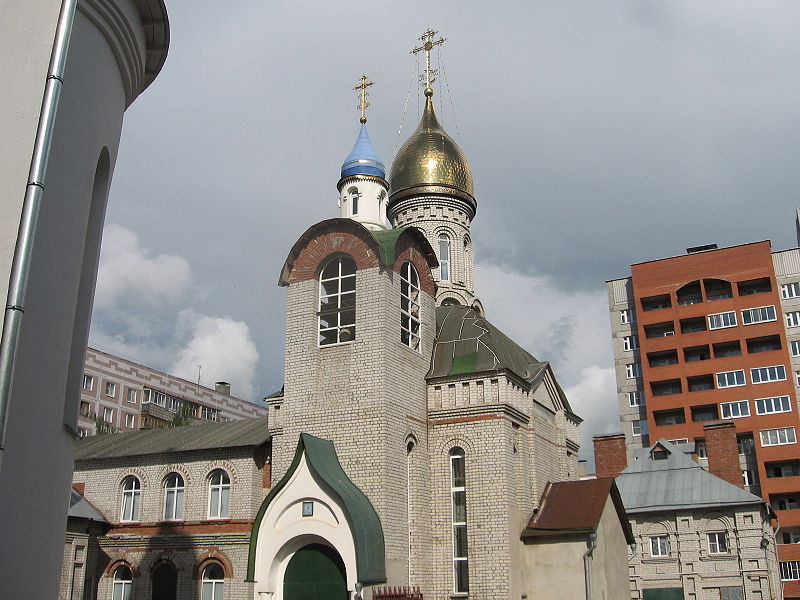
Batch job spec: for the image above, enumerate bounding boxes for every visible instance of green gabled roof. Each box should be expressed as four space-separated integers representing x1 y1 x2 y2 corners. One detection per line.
247 433 386 584
429 305 546 384
369 227 408 266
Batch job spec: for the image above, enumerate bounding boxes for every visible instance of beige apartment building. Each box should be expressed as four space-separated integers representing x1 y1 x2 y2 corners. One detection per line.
78 347 267 436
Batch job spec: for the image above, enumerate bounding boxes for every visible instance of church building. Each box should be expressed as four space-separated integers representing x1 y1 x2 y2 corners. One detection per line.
66 32 632 600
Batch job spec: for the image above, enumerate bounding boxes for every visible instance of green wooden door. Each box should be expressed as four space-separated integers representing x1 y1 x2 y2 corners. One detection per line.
283 543 347 600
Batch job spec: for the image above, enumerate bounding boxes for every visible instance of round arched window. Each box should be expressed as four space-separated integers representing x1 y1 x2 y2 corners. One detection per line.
319 256 357 346
112 565 132 600
202 563 225 600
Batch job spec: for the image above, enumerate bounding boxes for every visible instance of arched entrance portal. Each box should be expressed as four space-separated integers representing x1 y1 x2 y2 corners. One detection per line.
283 543 347 599
151 562 177 600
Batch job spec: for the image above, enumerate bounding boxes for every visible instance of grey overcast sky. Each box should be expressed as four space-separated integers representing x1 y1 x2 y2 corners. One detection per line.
90 0 800 462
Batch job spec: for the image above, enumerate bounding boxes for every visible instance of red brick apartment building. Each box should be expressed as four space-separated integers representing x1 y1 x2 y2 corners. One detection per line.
607 240 800 596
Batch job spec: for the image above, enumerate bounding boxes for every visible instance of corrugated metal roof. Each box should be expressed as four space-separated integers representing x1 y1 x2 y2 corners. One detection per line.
616 439 764 513
75 417 270 460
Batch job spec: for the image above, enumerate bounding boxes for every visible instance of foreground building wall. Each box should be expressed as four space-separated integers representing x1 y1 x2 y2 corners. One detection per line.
0 1 168 596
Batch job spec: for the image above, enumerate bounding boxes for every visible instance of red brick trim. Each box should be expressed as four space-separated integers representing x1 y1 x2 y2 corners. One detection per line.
106 519 253 536
287 230 379 284
194 550 234 579
393 246 436 297
104 558 135 578
72 482 85 495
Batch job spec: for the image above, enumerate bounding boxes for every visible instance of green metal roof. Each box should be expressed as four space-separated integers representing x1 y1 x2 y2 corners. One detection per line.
429 305 547 384
247 433 386 584
74 417 270 460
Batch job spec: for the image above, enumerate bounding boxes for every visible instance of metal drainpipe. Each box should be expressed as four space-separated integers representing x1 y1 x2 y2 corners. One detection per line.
0 0 78 472
583 532 598 600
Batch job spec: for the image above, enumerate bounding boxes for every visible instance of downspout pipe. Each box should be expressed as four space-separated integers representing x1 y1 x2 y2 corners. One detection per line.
583 531 598 600
0 0 79 472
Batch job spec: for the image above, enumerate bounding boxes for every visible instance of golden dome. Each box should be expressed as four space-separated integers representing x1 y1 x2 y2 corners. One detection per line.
389 93 474 203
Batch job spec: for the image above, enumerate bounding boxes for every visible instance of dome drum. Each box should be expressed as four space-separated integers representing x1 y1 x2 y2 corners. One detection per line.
386 189 476 224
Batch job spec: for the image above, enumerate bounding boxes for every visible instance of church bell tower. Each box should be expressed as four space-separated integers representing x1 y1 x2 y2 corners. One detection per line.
388 30 481 311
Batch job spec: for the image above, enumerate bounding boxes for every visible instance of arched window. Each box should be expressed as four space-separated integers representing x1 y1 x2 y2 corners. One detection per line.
112 565 133 600
208 470 230 519
400 261 421 351
438 233 451 281
120 476 141 522
449 447 468 594
201 563 225 600
319 256 356 346
163 473 185 521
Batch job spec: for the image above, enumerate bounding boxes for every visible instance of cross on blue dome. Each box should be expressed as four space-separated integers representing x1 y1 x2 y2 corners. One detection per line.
340 123 386 179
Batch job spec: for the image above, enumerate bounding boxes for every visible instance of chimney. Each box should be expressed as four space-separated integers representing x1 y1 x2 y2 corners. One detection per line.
704 421 742 488
215 381 231 395
593 432 627 478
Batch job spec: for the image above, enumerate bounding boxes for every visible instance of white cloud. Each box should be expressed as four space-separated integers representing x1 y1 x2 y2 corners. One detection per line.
476 262 618 467
171 309 260 399
94 224 191 311
90 225 261 401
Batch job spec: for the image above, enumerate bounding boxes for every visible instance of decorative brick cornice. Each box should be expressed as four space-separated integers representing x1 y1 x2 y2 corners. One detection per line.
106 519 253 537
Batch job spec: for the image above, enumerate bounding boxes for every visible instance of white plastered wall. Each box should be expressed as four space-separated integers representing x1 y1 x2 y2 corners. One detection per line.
252 453 359 599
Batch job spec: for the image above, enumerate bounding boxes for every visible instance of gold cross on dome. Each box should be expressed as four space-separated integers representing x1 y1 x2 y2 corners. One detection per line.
354 75 374 123
411 28 446 92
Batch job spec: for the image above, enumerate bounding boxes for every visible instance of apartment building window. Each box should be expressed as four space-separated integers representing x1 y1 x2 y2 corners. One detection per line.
632 420 648 437
756 395 791 415
450 447 469 594
208 470 230 519
741 305 776 325
780 562 800 581
77 427 89 438
126 389 137 403
796 371 800 386
648 350 678 368
713 341 741 358
738 435 755 455
684 345 710 362
626 363 642 379
782 283 800 299
783 530 800 543
650 535 670 557
655 409 685 426
707 532 729 554
82 374 94 391
787 311 800 328
769 462 800 478
791 341 800 357
742 469 759 487
716 370 745 388
681 317 707 334
622 335 639 351
120 476 141 522
79 401 91 416
776 497 800 511
687 375 714 392
761 427 797 446
627 391 643 407
620 309 636 324
105 381 116 396
720 400 750 419
705 278 733 300
642 294 671 311
708 311 737 330
738 278 771 296
124 413 135 428
695 439 707 458
751 364 786 384
103 407 114 423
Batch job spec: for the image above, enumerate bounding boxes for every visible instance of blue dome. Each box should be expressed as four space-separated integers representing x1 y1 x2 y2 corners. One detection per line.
341 123 386 179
